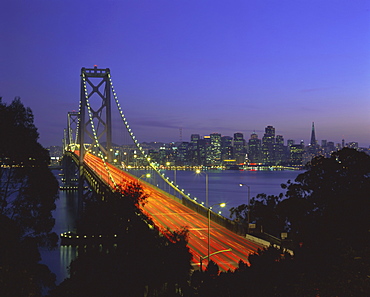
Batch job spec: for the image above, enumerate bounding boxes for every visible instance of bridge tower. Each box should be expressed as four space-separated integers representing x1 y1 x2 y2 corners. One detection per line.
61 111 79 188
67 111 79 151
77 66 113 215
78 66 113 164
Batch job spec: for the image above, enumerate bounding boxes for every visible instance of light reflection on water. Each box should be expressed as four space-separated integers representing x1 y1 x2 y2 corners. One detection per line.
41 170 78 284
59 245 77 278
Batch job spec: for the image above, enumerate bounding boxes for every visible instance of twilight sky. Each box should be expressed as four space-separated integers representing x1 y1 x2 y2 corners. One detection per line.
1 0 370 147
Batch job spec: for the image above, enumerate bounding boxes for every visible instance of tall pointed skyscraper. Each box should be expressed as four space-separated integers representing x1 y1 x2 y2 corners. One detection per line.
310 122 317 146
308 122 318 157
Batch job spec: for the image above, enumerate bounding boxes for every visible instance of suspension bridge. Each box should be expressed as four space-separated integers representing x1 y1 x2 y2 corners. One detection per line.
61 66 266 271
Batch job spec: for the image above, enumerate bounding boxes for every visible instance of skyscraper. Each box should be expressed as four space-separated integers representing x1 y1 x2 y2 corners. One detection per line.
177 142 190 165
262 125 275 164
310 122 317 146
197 137 210 166
248 132 261 163
308 122 318 156
190 134 200 165
290 144 304 165
274 135 285 164
233 132 246 164
221 136 233 161
210 133 222 165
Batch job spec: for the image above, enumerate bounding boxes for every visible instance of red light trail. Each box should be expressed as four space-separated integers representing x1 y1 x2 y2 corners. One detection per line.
83 152 265 271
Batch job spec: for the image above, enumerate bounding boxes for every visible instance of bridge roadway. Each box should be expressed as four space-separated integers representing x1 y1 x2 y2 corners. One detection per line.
82 152 265 271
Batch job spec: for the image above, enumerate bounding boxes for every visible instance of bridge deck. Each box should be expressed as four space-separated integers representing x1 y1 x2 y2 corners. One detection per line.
83 152 265 271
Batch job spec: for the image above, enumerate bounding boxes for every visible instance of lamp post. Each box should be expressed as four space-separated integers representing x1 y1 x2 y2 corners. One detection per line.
166 162 171 193
207 202 226 267
174 165 177 196
195 169 208 207
195 169 227 270
168 161 177 197
138 173 151 182
206 173 209 207
239 183 250 234
200 248 232 271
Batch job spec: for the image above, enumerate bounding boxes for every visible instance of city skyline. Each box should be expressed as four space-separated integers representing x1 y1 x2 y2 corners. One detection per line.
50 123 367 150
161 123 360 148
1 1 370 147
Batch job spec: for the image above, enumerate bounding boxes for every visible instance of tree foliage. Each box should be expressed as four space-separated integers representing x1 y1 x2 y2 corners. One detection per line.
283 148 370 246
51 182 193 297
229 148 370 296
0 97 59 295
230 192 286 236
0 214 55 296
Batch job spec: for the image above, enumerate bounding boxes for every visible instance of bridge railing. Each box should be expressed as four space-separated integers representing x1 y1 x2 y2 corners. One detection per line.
181 195 241 235
132 167 242 235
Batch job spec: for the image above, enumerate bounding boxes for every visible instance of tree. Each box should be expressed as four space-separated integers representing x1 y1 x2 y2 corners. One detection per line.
0 215 55 296
51 182 193 296
190 246 297 297
230 193 286 237
280 148 370 247
280 148 370 296
0 97 59 295
227 148 370 296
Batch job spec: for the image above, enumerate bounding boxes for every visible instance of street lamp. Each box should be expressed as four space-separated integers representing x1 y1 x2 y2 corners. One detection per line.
239 183 250 234
167 161 177 196
200 248 232 271
207 202 226 268
138 173 151 182
195 169 224 267
174 165 177 196
195 169 209 207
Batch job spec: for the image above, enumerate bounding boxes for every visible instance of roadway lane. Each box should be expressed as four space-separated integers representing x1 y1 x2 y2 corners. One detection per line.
83 152 265 271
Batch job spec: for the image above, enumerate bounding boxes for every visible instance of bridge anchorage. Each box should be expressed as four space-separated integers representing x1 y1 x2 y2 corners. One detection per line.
60 66 266 271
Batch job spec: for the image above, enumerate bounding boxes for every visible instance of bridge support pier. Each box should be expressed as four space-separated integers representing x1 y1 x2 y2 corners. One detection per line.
61 155 78 190
77 165 85 220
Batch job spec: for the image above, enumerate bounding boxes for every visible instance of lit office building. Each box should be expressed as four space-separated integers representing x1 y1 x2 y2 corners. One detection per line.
221 135 234 161
262 125 276 164
190 134 200 165
210 133 222 165
290 144 304 165
248 132 261 163
274 135 285 164
233 132 246 164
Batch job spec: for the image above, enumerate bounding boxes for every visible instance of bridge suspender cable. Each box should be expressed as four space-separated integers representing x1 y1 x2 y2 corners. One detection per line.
81 70 220 217
109 73 212 205
108 74 189 197
71 68 228 227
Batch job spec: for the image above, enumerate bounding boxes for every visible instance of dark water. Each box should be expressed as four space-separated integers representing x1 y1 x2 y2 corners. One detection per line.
162 169 303 216
41 170 78 285
41 169 303 284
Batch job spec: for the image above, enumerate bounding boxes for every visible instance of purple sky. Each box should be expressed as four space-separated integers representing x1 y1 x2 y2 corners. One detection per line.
1 1 370 147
